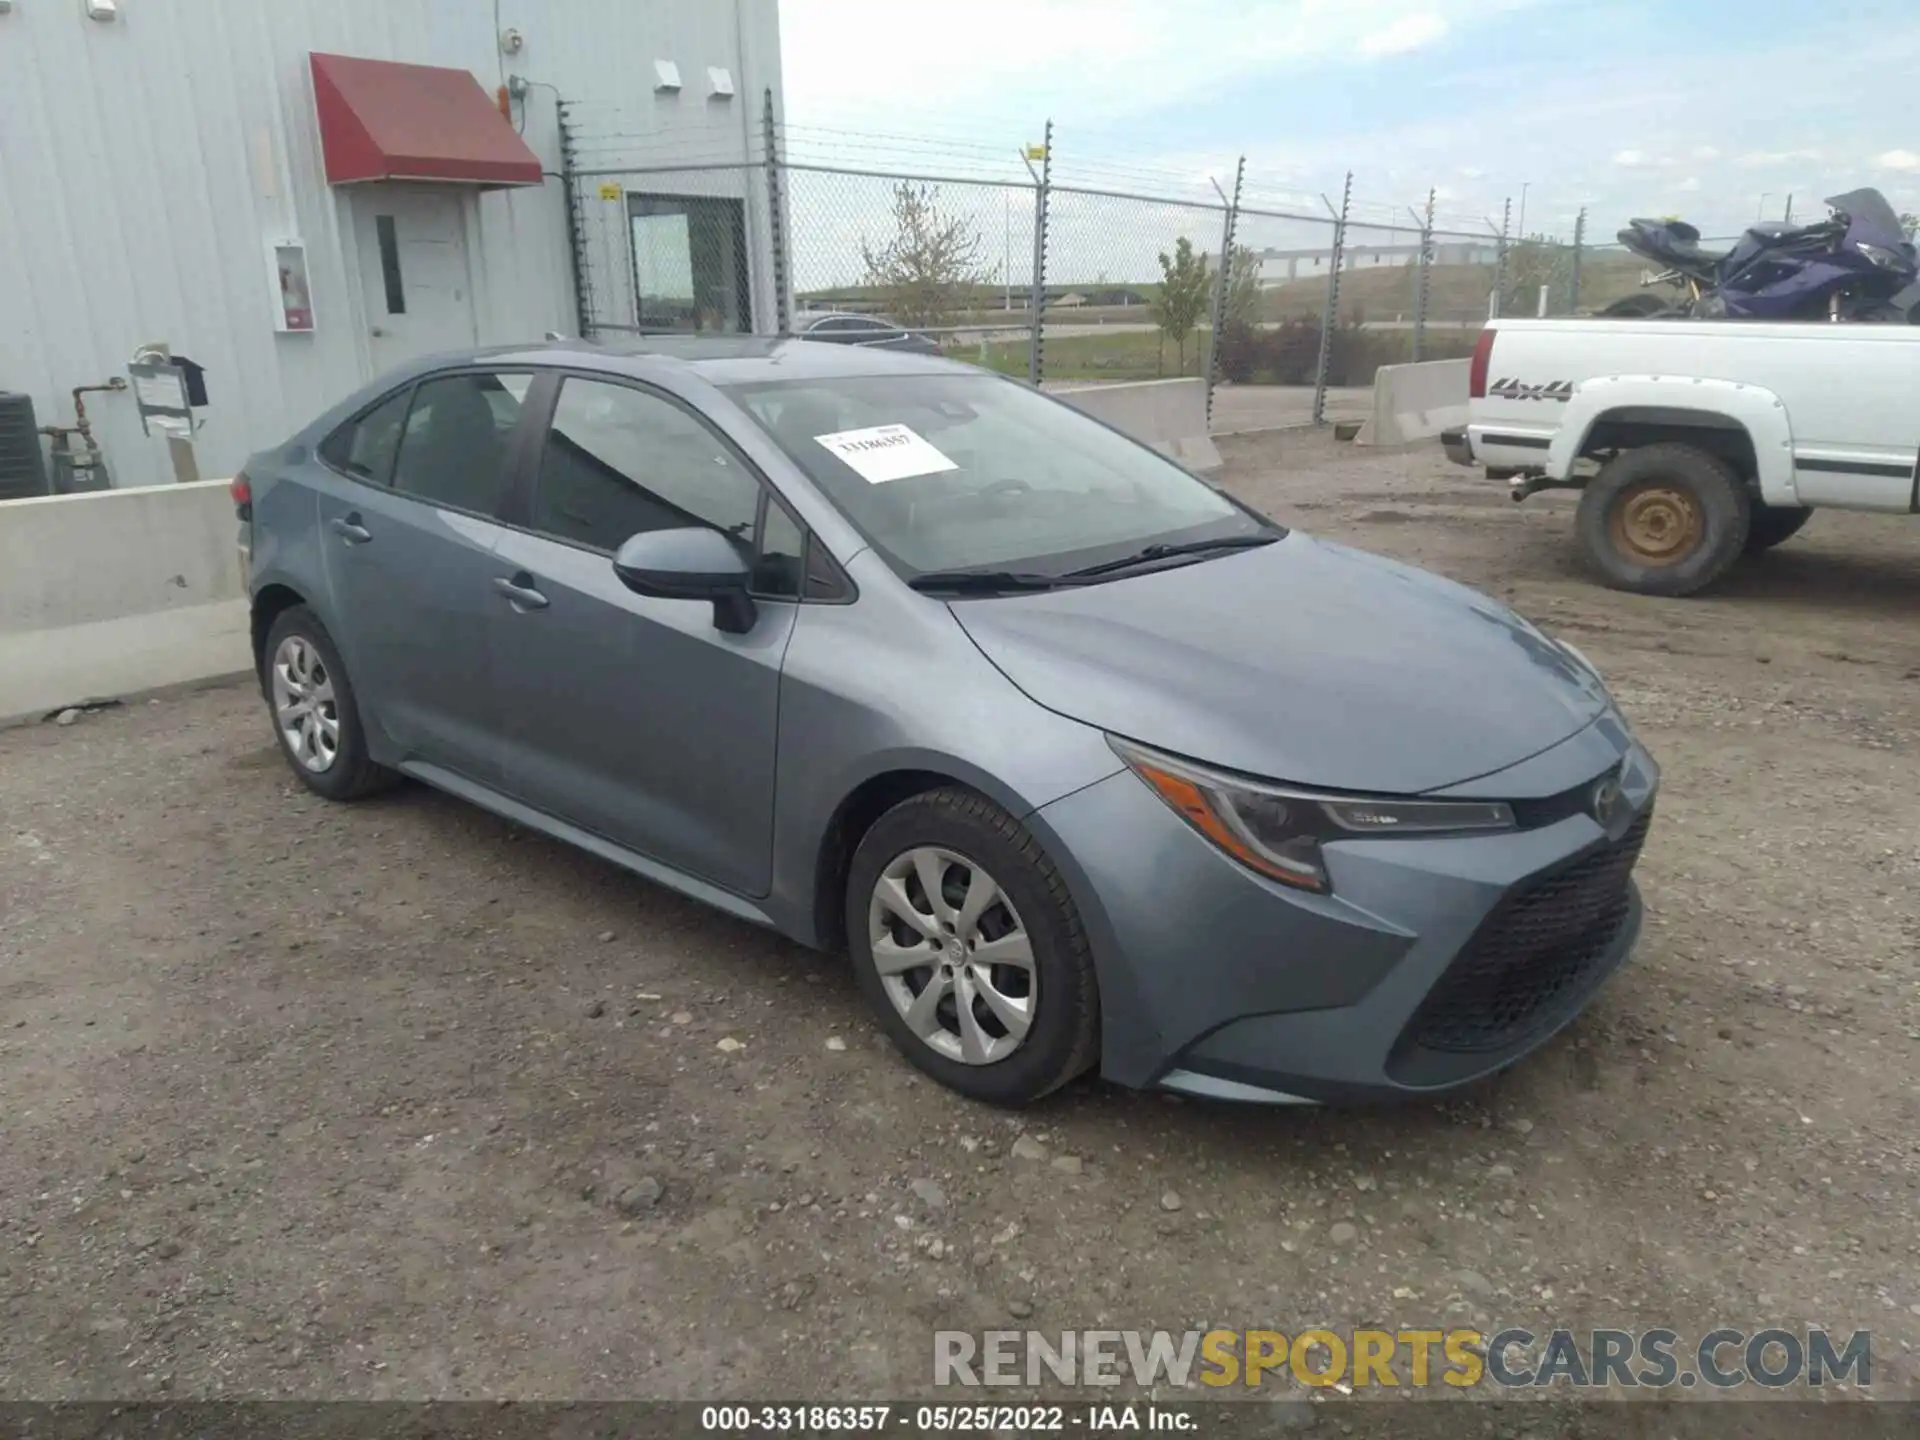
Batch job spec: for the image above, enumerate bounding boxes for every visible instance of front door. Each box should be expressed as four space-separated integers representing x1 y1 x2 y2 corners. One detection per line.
489 373 796 896
353 187 479 373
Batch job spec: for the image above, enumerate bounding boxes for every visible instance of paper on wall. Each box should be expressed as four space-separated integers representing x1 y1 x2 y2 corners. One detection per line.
814 424 958 484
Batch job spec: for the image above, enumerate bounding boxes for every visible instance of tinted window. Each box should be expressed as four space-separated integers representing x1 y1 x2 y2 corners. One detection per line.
532 378 762 553
391 372 532 515
755 500 804 599
807 317 854 334
319 388 411 484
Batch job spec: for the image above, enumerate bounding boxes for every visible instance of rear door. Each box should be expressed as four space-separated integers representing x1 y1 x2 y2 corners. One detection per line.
487 373 800 896
311 369 536 785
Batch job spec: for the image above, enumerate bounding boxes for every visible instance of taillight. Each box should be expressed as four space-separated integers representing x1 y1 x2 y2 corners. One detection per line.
1469 328 1496 399
230 472 253 520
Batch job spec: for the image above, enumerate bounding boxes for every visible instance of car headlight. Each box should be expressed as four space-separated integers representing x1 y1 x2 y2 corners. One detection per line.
1109 738 1516 894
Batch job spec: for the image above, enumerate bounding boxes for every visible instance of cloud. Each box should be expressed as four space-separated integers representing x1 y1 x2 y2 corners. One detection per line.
1691 146 1721 161
781 0 1509 133
1458 165 1486 180
1878 149 1920 170
1612 150 1648 167
1736 148 1821 168
1675 177 1702 192
1359 12 1448 57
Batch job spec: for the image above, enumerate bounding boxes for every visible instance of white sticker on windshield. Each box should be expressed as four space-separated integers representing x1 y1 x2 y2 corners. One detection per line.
814 424 958 484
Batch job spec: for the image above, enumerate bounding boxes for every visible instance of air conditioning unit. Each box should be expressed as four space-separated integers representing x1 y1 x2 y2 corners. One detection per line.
0 392 50 500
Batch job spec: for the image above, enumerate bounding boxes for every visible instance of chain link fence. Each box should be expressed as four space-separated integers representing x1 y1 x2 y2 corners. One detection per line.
560 94 1637 434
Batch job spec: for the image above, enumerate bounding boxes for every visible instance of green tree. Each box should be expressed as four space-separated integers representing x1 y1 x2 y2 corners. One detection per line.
860 182 985 329
1222 243 1265 328
1151 236 1212 375
1500 235 1567 317
1901 212 1919 241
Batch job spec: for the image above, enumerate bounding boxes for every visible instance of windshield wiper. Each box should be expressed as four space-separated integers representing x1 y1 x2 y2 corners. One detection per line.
907 568 1068 594
1064 533 1279 579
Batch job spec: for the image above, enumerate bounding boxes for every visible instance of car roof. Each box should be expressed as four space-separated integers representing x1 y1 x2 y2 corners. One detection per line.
798 311 891 325
448 335 968 385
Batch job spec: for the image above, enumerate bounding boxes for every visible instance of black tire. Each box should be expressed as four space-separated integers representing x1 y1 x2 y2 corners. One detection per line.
260 605 397 801
845 788 1099 1107
1744 505 1813 554
1575 443 1752 597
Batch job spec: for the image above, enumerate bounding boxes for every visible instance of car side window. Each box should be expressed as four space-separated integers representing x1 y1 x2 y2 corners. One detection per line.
807 317 852 333
754 500 805 600
318 388 412 484
531 377 764 554
389 372 533 515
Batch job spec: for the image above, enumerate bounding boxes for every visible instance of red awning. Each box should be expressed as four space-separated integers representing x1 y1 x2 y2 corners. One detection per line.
310 52 543 189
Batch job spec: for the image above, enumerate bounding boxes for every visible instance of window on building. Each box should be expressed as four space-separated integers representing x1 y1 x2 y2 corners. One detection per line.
375 214 406 314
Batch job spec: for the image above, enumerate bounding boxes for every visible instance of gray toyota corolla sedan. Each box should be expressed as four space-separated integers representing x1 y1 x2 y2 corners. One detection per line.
236 337 1657 1107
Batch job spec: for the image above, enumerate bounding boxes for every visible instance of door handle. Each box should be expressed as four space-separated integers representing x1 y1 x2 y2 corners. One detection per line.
329 515 372 544
493 573 550 611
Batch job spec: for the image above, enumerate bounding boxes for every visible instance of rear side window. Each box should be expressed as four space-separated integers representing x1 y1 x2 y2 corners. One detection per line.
390 372 533 516
318 388 411 484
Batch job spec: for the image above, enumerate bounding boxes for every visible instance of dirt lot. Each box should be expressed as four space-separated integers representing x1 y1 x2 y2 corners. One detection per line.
3 431 1919 1409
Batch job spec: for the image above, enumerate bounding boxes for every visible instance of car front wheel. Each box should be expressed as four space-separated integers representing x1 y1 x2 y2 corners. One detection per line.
262 606 396 801
846 788 1100 1106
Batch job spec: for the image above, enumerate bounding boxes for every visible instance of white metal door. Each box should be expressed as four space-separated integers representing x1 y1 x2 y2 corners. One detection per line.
352 187 478 373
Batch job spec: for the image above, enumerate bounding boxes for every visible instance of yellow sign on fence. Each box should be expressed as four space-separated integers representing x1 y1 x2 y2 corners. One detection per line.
598 182 623 201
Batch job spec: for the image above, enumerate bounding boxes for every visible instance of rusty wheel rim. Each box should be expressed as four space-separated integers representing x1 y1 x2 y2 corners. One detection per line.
1609 483 1703 566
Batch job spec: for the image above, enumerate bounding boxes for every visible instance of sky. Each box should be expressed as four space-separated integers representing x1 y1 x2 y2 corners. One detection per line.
777 0 1920 246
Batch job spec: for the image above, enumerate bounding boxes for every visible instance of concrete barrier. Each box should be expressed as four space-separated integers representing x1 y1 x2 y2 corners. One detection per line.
1354 358 1470 446
0 481 250 723
1053 378 1223 472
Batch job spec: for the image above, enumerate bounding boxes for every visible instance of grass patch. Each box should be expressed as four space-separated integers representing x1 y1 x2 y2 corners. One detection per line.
968 329 1210 382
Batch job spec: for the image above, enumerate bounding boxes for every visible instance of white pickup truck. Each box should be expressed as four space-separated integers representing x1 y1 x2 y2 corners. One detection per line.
1441 318 1920 595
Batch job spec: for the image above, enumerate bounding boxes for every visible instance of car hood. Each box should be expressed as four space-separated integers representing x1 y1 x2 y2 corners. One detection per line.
949 533 1609 794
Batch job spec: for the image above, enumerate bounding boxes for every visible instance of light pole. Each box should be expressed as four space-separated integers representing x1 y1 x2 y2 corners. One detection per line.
1517 182 1530 239
1757 193 1770 221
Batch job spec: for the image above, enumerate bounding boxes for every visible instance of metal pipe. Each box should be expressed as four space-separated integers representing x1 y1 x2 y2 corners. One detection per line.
41 378 126 460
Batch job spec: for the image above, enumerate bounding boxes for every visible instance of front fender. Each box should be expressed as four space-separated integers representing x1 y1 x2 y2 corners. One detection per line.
1547 374 1799 506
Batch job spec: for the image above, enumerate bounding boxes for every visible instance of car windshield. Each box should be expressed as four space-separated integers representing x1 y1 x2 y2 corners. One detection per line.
724 373 1273 579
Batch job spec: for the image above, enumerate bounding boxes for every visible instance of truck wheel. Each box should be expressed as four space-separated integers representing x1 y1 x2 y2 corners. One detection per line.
1744 505 1813 554
1576 443 1751 597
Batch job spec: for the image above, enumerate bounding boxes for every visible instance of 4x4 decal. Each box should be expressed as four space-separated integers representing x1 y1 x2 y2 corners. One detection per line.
1489 377 1575 402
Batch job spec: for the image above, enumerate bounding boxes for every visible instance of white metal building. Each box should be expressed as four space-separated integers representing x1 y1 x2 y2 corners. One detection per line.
0 0 783 491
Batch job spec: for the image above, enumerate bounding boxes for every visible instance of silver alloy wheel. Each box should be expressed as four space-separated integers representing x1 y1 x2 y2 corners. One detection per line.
867 846 1036 1066
270 634 341 773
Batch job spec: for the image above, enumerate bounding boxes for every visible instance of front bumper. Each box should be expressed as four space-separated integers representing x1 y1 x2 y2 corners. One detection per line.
1030 716 1658 1104
1440 427 1474 467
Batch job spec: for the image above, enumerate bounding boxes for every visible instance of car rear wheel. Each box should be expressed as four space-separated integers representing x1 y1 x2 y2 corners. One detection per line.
1576 443 1751 596
846 788 1099 1106
262 606 396 802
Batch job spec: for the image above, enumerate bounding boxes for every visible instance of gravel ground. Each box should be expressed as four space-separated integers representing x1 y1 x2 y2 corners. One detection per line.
3 431 1918 1410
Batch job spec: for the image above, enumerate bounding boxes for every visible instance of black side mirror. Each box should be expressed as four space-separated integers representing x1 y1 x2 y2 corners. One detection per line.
612 527 757 634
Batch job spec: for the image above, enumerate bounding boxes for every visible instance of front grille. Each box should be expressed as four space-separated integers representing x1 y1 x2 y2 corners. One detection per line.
1407 810 1651 1054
